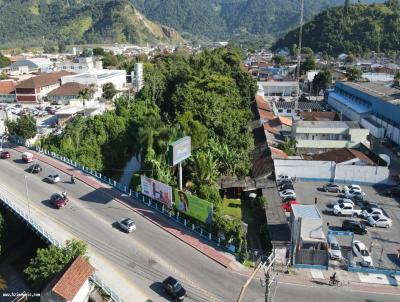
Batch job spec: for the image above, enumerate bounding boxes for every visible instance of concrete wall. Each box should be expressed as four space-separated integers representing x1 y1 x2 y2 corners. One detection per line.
360 118 385 139
274 159 390 184
72 279 90 302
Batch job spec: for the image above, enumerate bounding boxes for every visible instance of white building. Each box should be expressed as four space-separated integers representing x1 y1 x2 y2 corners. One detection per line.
9 58 53 74
134 63 144 91
55 57 103 74
258 81 299 97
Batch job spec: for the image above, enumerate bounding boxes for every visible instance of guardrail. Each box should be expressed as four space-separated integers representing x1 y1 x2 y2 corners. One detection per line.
33 146 235 252
0 191 124 302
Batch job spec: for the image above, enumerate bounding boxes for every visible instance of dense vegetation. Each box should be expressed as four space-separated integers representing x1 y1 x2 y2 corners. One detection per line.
273 1 400 55
0 0 182 48
131 0 383 41
6 114 37 140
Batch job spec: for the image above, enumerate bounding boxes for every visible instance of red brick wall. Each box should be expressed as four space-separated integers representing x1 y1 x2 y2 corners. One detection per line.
17 95 37 103
15 88 35 94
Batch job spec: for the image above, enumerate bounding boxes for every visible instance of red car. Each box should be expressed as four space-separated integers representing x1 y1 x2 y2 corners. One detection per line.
0 151 10 159
282 200 298 212
50 193 67 209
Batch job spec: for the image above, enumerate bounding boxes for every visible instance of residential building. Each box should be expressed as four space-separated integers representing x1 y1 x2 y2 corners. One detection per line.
362 73 394 82
272 100 325 117
291 118 369 154
9 58 53 74
40 256 95 302
55 57 103 73
0 80 16 103
328 82 400 145
15 71 74 103
258 81 299 97
299 111 339 121
47 82 89 105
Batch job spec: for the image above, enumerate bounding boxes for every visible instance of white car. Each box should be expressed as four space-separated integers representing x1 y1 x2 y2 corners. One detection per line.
367 215 392 228
118 218 136 233
345 189 366 199
46 174 61 183
352 240 373 267
344 184 361 192
333 202 361 216
361 207 383 219
280 189 296 199
333 198 354 206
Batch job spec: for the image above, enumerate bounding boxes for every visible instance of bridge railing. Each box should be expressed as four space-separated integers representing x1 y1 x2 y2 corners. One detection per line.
34 146 234 252
0 191 124 302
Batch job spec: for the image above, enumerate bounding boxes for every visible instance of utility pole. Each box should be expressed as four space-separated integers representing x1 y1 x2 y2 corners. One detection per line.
295 0 304 112
24 175 31 217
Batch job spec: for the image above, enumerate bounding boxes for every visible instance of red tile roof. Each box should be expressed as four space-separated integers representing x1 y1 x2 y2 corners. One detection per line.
270 147 288 159
0 80 16 94
52 256 95 301
47 82 88 96
309 148 376 165
299 111 339 121
255 95 271 111
258 109 275 120
263 123 280 135
16 71 74 89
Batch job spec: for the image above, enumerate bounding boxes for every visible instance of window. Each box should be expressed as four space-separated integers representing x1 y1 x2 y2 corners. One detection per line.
79 66 82 69
278 109 283 113
287 109 292 113
63 66 66 69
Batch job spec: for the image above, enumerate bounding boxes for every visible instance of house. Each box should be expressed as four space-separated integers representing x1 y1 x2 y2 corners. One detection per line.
258 81 299 97
291 118 370 154
47 83 89 105
272 99 325 117
40 256 95 302
328 81 400 145
0 80 16 103
307 148 378 166
9 58 53 74
55 57 103 73
15 71 74 103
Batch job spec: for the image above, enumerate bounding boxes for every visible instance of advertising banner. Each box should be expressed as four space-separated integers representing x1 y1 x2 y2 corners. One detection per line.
173 189 213 224
168 136 191 166
141 175 172 207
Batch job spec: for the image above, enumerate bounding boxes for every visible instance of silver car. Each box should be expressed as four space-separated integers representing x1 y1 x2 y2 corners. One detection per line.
118 218 136 233
46 174 61 183
367 215 392 228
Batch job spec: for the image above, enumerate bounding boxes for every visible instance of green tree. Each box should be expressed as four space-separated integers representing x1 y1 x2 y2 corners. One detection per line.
24 239 87 285
0 53 11 68
93 47 105 56
394 71 400 87
6 114 37 139
347 67 362 81
190 150 220 186
279 137 297 156
178 112 208 150
0 72 7 80
345 53 356 64
102 52 119 68
272 55 286 66
58 41 66 53
43 43 56 53
301 47 313 55
102 82 117 100
312 70 332 95
301 56 317 74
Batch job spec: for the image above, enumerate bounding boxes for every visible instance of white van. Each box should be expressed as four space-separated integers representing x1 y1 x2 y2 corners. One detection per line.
327 234 342 260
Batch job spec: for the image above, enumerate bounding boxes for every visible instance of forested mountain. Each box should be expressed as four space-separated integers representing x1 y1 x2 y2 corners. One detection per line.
131 0 385 41
0 0 183 48
273 1 400 55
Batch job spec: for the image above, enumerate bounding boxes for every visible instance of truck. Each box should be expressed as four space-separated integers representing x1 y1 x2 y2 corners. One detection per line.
21 152 33 163
333 202 362 217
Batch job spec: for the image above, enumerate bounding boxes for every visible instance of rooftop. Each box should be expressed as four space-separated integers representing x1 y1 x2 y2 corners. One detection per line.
299 111 339 121
292 204 321 220
296 120 360 129
47 82 88 96
274 100 324 110
16 71 74 89
307 148 376 165
342 82 400 105
259 81 299 87
0 80 16 94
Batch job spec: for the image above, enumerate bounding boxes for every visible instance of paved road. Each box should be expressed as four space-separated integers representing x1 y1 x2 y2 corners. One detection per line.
0 148 263 302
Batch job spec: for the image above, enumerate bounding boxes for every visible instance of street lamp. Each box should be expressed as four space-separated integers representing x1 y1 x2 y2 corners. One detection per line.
24 175 31 217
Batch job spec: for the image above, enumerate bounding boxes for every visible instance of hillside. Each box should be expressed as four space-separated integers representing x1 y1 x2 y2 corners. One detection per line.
0 0 183 48
273 1 400 55
131 0 385 41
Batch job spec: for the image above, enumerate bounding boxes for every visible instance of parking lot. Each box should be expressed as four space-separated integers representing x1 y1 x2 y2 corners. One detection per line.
293 180 400 270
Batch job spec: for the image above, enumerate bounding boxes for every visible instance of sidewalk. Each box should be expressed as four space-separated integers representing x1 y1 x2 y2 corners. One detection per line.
14 146 238 270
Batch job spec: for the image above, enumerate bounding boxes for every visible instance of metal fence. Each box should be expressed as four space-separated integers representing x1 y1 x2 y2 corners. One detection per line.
0 191 124 302
33 146 234 252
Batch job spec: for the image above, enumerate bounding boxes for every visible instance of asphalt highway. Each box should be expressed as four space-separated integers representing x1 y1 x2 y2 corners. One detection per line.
0 148 264 302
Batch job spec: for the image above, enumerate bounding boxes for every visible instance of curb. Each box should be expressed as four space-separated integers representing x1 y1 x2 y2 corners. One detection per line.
13 146 234 269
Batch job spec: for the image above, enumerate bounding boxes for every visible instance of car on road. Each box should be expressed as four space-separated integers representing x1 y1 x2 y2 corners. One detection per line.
50 193 67 209
345 189 365 200
278 183 294 192
342 219 367 234
333 198 354 206
367 215 392 228
343 184 361 192
28 164 42 173
45 174 61 184
327 234 342 260
352 240 373 267
279 189 296 199
386 187 400 197
323 183 341 193
333 202 361 217
0 151 10 159
118 218 136 233
282 200 299 212
162 276 186 301
361 207 383 219
281 196 296 203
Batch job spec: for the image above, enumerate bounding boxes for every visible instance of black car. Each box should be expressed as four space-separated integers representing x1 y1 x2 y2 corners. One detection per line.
162 276 186 301
387 187 400 197
349 194 364 203
28 164 42 173
281 196 296 203
342 219 367 235
277 179 292 186
322 183 341 193
279 183 294 192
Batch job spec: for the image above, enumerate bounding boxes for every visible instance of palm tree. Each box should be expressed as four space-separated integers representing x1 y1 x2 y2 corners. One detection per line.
190 150 220 186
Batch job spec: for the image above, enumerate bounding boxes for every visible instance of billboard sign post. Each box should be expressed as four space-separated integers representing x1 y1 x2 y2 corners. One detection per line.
173 189 213 224
168 136 191 190
141 175 172 207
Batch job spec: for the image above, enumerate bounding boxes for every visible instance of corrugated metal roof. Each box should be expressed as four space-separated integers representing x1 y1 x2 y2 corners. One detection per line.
291 205 321 220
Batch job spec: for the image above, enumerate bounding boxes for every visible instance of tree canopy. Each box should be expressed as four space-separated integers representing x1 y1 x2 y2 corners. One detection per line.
0 53 11 68
6 114 37 139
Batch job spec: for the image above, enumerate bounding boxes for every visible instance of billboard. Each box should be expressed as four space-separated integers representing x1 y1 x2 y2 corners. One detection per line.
168 136 191 166
141 175 172 207
173 189 213 224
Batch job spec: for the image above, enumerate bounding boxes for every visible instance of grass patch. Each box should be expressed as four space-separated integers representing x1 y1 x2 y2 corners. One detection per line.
220 198 242 220
243 259 255 268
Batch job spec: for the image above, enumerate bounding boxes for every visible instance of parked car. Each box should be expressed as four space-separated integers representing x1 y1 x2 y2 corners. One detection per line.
0 151 10 159
45 174 60 184
360 201 380 209
280 189 296 199
387 187 400 197
281 196 297 203
327 234 342 260
352 240 373 267
277 175 291 182
277 179 293 186
367 215 392 228
343 184 361 192
50 193 67 209
342 219 367 235
118 218 136 233
333 202 361 217
361 207 383 219
162 276 186 301
282 200 299 212
345 189 365 200
28 164 42 173
279 183 294 192
323 183 341 193
333 198 354 206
